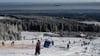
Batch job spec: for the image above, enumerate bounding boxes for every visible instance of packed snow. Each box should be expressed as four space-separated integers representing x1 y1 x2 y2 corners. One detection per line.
0 31 100 56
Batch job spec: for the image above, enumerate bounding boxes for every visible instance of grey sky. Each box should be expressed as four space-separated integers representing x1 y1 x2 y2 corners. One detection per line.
0 0 98 3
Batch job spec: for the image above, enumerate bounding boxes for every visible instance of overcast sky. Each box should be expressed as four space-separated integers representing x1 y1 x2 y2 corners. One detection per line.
0 0 99 3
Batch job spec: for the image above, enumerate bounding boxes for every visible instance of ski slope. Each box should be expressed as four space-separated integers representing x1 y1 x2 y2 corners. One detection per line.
0 32 100 56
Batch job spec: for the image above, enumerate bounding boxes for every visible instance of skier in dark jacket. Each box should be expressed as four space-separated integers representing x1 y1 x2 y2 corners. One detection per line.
67 44 69 49
2 41 5 46
35 40 41 56
51 40 54 46
11 41 14 46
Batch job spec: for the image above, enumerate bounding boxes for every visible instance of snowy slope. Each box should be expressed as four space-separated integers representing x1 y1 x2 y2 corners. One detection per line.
0 32 100 56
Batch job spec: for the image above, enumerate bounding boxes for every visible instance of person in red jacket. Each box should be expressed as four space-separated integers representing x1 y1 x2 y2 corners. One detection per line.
35 40 41 56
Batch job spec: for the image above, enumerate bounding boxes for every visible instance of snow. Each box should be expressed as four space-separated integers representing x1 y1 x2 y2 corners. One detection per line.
21 31 53 40
0 16 6 19
0 16 11 19
80 21 100 26
0 32 100 56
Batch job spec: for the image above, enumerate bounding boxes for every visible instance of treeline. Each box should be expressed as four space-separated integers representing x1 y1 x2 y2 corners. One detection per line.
0 15 100 32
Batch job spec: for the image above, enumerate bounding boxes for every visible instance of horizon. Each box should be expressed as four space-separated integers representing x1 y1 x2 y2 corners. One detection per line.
0 0 98 3
0 2 100 4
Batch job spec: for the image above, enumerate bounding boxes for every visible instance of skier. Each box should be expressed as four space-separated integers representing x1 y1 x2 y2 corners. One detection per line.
51 40 54 46
32 40 34 43
67 44 69 49
2 41 5 46
73 41 76 44
68 41 71 44
35 40 41 56
11 41 14 46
